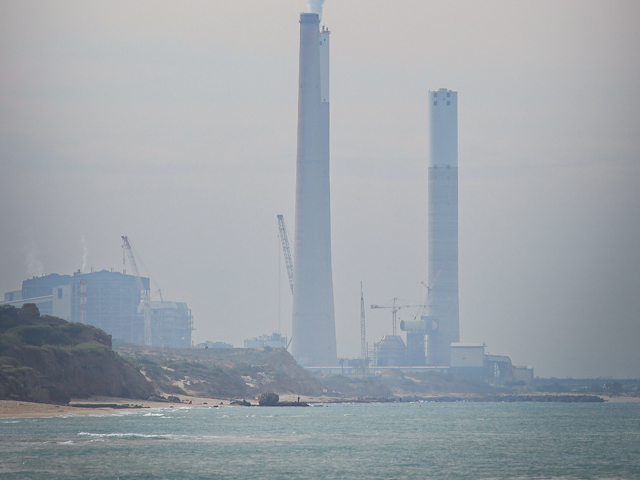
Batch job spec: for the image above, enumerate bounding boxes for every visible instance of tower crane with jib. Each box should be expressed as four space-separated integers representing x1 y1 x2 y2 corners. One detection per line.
121 236 152 346
414 265 444 322
371 298 424 336
400 266 444 340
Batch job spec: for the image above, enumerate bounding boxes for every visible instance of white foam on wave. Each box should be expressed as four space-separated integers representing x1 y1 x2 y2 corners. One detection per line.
77 432 173 439
76 432 232 442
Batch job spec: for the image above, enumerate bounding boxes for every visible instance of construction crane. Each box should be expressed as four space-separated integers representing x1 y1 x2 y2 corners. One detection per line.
371 298 424 336
277 215 295 350
412 265 444 321
360 282 366 360
277 214 294 295
121 236 152 346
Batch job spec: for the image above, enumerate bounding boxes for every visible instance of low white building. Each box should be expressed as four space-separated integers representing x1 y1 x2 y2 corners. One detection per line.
0 285 72 321
450 342 485 379
513 366 534 385
244 333 287 349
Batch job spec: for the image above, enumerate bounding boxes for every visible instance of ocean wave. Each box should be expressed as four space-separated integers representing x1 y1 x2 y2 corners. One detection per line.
77 432 173 439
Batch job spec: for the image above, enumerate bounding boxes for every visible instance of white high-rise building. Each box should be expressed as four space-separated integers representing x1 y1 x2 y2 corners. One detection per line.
291 13 337 367
427 88 459 366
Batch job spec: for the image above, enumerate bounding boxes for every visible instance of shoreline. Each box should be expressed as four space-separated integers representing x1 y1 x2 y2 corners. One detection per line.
2 393 639 418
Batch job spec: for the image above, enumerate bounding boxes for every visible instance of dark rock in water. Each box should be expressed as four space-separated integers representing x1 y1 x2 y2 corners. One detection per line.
148 395 169 403
258 392 279 406
255 392 308 406
230 399 252 406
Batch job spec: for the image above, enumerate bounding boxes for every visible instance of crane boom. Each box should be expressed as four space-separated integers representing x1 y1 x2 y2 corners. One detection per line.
413 265 444 321
371 298 424 335
277 215 294 295
121 236 152 346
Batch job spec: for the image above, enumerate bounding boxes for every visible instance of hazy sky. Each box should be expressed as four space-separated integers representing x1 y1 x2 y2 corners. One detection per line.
1 1 639 378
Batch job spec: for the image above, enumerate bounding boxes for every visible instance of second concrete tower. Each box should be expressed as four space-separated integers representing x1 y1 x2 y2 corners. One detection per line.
291 13 337 367
427 88 460 366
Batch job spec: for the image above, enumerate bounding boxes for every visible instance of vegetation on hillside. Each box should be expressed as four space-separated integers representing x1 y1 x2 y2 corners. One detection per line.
116 344 325 399
0 304 154 404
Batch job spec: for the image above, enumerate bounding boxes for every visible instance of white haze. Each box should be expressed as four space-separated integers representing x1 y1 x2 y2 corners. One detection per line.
0 1 639 378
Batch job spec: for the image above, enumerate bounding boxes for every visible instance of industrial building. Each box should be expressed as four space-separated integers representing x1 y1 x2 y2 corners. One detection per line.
449 343 485 380
197 341 233 349
244 333 288 349
291 13 338 367
373 335 406 367
146 301 193 348
364 89 532 381
1 270 192 348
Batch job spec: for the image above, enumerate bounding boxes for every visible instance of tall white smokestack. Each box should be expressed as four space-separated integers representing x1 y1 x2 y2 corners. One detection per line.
427 88 459 366
291 13 337 367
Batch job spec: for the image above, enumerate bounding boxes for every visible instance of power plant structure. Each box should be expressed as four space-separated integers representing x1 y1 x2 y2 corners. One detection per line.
0 238 193 348
0 270 193 348
399 88 459 366
291 13 338 367
425 88 460 366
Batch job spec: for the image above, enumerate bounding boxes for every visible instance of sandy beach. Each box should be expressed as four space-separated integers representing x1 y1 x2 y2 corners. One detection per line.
0 396 218 419
0 393 328 418
2 393 638 418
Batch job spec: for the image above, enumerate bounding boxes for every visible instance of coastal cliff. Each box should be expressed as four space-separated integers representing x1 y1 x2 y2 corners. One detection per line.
0 304 154 404
115 344 325 399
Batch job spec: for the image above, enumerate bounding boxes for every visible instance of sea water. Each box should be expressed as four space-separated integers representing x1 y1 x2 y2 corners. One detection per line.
1 402 639 479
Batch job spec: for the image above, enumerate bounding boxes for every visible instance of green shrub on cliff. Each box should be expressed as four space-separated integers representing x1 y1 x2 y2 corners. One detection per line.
0 304 153 404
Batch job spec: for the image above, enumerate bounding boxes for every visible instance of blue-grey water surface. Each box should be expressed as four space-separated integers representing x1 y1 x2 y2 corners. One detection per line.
1 402 639 479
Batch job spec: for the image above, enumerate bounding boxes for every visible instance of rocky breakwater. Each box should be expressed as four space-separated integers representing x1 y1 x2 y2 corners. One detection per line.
0 304 154 404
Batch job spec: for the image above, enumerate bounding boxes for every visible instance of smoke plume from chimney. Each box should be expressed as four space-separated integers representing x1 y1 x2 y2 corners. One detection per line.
25 241 44 277
305 0 326 21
